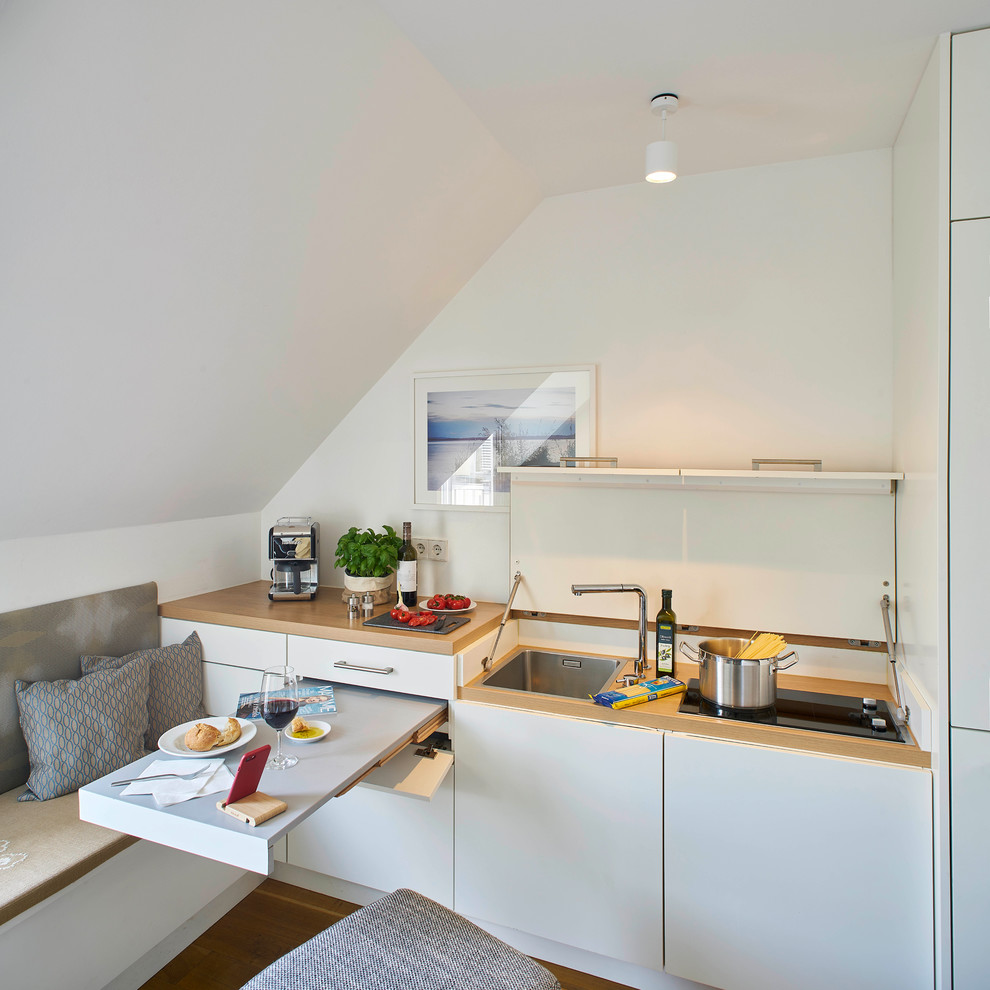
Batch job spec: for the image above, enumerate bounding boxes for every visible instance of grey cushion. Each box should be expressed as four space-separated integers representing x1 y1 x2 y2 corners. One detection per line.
81 631 207 749
238 887 561 990
0 582 158 794
15 656 152 801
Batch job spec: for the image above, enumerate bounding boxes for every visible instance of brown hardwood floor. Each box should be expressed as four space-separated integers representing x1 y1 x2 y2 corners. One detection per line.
138 879 635 990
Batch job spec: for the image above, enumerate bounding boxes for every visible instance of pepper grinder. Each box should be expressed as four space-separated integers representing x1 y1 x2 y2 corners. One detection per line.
347 593 359 619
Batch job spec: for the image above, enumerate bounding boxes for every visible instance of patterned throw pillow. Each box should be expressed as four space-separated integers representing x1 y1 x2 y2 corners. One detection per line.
81 632 207 750
15 658 152 801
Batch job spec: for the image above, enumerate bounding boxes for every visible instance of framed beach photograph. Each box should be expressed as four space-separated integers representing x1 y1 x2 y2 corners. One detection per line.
414 366 597 510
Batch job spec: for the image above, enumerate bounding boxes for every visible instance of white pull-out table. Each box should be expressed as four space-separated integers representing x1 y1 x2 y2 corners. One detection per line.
79 684 446 874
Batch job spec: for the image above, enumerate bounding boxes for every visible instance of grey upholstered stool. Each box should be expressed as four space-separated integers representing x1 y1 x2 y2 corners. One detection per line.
238 887 561 990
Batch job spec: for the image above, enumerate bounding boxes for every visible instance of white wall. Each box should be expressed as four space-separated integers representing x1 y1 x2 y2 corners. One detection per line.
0 513 260 614
266 149 894 603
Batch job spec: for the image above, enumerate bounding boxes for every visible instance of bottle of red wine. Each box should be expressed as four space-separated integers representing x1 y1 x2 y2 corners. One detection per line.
655 589 676 676
397 521 418 607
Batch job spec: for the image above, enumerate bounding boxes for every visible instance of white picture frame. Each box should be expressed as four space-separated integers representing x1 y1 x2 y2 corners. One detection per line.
413 365 597 511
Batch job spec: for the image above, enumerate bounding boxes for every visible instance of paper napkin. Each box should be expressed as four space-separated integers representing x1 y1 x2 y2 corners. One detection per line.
121 758 233 807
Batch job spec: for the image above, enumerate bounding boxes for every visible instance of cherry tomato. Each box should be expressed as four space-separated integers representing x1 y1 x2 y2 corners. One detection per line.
396 610 411 623
390 608 403 620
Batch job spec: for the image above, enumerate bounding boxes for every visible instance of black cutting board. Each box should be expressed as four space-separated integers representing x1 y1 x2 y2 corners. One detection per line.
362 612 471 635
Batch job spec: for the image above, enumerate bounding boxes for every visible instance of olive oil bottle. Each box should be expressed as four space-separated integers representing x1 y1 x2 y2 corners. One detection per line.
655 589 676 676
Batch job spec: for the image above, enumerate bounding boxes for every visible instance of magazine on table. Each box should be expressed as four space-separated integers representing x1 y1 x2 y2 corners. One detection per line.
235 679 337 720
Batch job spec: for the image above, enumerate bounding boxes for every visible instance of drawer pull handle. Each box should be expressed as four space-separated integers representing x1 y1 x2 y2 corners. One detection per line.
334 660 395 675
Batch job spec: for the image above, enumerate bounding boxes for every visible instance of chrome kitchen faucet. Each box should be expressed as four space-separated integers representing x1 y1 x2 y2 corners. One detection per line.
571 583 650 682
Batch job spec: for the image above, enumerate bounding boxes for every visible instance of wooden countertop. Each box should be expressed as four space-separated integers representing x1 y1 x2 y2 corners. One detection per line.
461 658 931 770
161 583 929 770
159 581 504 655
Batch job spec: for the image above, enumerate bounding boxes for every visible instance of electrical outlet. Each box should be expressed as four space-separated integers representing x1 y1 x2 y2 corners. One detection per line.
413 536 447 561
413 539 448 562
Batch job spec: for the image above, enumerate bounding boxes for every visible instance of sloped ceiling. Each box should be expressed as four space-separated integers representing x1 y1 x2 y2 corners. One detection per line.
0 1 538 541
1 1 985 544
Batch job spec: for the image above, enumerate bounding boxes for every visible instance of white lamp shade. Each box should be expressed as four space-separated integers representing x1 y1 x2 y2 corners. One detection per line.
645 139 677 183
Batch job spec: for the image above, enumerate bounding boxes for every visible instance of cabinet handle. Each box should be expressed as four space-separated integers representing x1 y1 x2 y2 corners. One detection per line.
333 660 395 675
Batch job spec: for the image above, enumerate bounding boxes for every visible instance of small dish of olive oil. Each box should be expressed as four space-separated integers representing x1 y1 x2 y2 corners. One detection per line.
286 720 331 744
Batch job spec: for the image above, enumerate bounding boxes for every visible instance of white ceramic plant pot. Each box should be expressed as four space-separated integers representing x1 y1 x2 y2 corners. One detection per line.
341 572 394 604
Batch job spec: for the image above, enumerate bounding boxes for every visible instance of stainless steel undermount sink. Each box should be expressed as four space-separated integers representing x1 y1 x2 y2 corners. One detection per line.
481 649 622 700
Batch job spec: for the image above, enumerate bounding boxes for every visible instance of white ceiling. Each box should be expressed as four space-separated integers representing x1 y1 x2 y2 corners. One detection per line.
379 0 989 196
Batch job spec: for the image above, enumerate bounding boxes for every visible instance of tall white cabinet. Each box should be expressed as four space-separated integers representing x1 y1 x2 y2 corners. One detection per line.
948 217 990 730
949 29 990 223
947 25 990 989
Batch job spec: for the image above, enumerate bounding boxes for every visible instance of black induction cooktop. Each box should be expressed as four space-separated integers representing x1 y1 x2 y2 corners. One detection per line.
676 679 909 744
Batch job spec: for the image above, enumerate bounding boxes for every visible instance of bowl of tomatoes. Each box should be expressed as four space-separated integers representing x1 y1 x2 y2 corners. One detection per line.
422 594 474 612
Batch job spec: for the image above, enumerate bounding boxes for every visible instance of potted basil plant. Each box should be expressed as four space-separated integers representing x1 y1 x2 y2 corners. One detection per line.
334 525 403 604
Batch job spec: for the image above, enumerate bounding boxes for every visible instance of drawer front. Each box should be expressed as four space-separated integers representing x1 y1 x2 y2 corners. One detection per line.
161 618 285 670
288 635 454 699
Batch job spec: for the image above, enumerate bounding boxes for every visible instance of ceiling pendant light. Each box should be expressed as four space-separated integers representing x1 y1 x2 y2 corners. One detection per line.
645 93 679 183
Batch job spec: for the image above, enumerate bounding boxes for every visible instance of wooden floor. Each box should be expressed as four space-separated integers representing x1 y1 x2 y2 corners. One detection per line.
138 879 635 990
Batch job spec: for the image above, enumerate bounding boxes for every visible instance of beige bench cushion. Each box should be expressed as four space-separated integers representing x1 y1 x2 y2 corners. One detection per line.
0 788 135 926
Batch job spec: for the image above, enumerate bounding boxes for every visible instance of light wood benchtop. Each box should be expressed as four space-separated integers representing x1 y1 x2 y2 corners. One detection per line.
161 582 929 770
160 581 504 655
462 657 930 770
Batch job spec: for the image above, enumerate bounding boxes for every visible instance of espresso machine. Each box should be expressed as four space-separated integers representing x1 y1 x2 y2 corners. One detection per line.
268 517 320 601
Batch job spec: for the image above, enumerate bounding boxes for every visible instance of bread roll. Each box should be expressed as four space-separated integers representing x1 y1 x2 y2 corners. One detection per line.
184 722 221 752
216 717 241 747
290 716 310 734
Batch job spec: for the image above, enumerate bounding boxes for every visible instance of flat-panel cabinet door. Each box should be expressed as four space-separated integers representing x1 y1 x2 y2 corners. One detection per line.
161 618 285 671
286 770 454 907
950 726 990 988
951 29 990 221
949 217 990 731
453 702 663 971
202 661 265 716
664 733 933 990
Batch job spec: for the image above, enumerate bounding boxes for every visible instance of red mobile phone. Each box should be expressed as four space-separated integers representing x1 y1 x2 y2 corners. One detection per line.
225 745 270 805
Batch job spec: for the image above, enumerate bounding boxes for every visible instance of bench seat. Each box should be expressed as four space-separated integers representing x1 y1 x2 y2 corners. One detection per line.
0 787 135 927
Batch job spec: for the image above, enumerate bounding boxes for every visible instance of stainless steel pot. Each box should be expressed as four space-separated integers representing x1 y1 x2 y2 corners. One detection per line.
679 637 799 710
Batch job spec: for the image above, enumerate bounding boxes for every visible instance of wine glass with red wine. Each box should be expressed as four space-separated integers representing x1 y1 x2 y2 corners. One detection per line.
259 665 301 770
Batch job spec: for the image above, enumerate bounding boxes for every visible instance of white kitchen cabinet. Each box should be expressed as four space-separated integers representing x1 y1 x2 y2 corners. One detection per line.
287 633 455 699
949 727 990 988
453 701 663 971
286 763 454 906
201 660 266 716
663 732 933 990
160 616 456 900
948 217 990 732
161 617 286 670
950 28 990 222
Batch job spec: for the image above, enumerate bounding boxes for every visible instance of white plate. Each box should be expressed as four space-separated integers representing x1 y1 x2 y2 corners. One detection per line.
419 599 477 613
286 720 331 744
158 717 257 758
